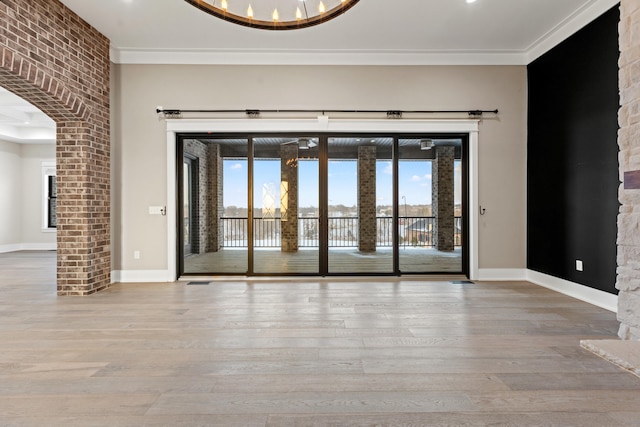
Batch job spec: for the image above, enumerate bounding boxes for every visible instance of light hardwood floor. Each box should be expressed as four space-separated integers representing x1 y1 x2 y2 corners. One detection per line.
1 251 639 426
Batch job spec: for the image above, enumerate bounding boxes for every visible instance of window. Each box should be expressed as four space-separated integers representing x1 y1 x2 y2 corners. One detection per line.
42 162 56 230
47 175 57 228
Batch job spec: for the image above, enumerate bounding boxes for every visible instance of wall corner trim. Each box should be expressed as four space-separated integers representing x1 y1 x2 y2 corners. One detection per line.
111 270 173 283
526 269 618 313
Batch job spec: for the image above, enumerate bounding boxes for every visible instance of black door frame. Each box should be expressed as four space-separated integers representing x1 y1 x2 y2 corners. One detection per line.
176 132 469 278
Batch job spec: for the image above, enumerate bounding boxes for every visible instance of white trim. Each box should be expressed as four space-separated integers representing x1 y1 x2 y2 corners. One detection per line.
167 119 480 134
475 268 618 312
111 270 173 283
0 244 21 253
166 131 177 283
477 268 528 281
113 48 528 66
468 130 479 281
20 243 56 251
166 118 480 282
526 269 618 313
0 243 56 253
525 0 619 63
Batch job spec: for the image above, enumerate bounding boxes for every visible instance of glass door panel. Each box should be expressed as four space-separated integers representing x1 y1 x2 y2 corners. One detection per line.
327 137 393 274
398 138 462 273
179 133 465 277
183 156 194 256
182 138 249 275
253 137 319 274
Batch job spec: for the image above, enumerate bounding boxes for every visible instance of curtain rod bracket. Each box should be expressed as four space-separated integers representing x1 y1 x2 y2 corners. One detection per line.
468 109 498 117
156 107 182 118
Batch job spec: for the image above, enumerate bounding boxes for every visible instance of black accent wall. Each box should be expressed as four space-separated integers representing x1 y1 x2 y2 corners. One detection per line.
527 6 620 294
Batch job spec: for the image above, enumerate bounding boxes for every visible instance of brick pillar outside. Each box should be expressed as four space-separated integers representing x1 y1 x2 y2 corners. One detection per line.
358 145 377 253
184 139 209 254
208 144 223 252
281 144 298 252
433 145 455 252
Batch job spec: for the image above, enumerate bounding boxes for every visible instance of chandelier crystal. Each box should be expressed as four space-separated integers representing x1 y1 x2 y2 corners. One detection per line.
185 0 360 30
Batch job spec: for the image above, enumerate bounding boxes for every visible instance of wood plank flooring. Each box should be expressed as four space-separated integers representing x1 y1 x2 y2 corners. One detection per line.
1 251 639 426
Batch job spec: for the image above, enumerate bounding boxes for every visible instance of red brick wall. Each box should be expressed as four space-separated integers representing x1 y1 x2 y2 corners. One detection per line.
0 0 110 295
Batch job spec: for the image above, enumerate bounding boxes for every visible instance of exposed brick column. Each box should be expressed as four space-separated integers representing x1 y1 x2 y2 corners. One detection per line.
56 122 110 294
281 144 298 252
433 146 455 252
617 1 640 340
184 140 209 254
0 0 111 295
358 146 377 253
208 143 223 252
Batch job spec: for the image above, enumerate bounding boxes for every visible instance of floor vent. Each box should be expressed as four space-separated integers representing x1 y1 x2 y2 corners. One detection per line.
450 280 474 285
186 281 211 285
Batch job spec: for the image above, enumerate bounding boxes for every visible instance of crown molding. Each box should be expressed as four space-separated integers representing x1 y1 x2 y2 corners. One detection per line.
111 47 528 66
525 0 620 63
109 0 620 66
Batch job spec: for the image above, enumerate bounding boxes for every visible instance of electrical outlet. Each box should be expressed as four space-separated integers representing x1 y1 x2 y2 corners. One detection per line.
134 251 140 260
576 260 583 272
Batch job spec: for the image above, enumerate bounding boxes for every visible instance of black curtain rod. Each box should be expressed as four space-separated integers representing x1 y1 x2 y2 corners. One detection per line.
156 107 498 117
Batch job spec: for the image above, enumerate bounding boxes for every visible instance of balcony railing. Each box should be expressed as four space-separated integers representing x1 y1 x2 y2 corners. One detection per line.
222 216 462 248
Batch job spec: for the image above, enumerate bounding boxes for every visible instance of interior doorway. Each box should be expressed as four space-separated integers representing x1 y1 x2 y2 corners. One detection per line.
178 133 468 277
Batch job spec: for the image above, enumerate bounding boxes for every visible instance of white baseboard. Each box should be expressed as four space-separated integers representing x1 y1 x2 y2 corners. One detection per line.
475 268 618 313
526 269 618 313
0 243 56 253
110 267 617 313
477 268 528 281
21 243 56 251
0 244 21 253
111 270 173 283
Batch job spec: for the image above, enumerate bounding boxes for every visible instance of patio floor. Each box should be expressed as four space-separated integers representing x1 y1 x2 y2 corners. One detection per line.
184 247 463 275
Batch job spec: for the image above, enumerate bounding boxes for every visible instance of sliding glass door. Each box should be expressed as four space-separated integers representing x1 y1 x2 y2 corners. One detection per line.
327 137 394 274
183 155 196 256
398 138 463 273
178 133 465 277
253 137 320 274
181 138 249 275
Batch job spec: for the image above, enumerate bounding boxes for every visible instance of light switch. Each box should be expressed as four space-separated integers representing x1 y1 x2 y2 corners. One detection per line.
149 206 165 215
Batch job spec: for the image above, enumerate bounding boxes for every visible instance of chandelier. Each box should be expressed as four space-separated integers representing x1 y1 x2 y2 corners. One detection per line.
185 0 361 30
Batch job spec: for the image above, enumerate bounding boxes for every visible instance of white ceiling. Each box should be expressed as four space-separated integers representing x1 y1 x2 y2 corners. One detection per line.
60 0 618 65
0 87 55 144
0 0 619 143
